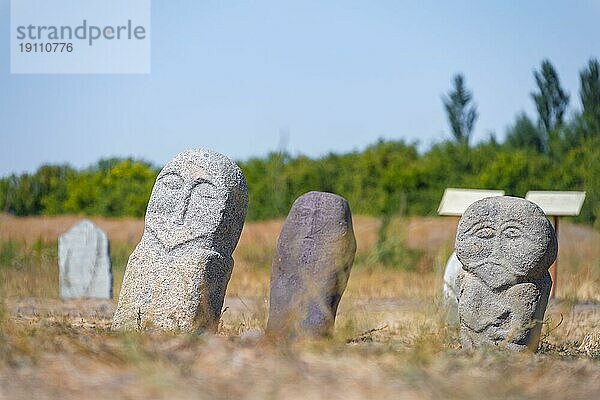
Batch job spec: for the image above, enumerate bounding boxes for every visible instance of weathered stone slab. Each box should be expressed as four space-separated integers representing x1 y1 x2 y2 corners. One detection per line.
267 191 356 339
455 196 557 351
112 148 248 332
58 220 112 299
442 251 462 323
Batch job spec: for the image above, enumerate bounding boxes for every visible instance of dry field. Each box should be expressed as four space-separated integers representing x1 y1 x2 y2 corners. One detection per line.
1 213 599 399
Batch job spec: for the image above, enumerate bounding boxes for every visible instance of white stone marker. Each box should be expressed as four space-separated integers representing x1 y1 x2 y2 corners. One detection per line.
442 251 462 321
58 220 112 299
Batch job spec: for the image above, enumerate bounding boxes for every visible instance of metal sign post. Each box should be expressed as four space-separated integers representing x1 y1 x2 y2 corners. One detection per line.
525 191 586 299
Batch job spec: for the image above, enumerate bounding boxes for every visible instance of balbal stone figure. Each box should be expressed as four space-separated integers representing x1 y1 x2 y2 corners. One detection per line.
112 148 248 332
455 196 557 351
442 251 462 323
59 220 112 299
267 191 356 339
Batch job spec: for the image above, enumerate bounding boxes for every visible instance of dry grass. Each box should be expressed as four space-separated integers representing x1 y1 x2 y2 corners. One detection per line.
1 214 599 399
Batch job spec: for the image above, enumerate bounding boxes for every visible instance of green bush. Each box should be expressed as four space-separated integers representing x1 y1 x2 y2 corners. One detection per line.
0 129 598 229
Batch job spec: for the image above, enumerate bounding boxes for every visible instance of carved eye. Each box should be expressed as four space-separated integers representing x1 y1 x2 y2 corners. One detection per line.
297 207 313 219
474 227 494 239
161 173 183 190
195 182 218 199
502 226 523 239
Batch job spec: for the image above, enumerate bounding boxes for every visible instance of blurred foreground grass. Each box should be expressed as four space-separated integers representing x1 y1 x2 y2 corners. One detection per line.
0 214 599 399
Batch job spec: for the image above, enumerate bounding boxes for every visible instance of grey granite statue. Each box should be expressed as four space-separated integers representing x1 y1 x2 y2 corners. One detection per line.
455 196 557 351
112 148 248 332
267 191 356 339
59 220 112 299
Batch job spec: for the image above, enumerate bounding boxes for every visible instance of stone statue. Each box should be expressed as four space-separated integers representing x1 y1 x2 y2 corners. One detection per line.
442 251 462 323
59 220 112 299
112 148 248 332
267 191 356 339
455 196 557 351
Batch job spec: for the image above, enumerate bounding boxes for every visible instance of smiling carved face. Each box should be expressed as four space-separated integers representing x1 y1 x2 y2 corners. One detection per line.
455 196 557 290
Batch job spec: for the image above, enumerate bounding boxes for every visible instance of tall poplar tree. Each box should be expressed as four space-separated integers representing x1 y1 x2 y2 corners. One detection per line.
531 60 569 135
442 74 478 146
580 58 600 138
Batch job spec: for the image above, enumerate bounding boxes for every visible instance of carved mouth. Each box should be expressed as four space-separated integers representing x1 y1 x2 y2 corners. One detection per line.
470 259 525 289
472 259 524 276
472 260 502 269
147 224 210 250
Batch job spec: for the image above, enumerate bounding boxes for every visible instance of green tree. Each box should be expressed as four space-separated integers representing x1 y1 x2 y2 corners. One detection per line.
0 178 7 212
1 127 599 230
477 150 552 197
36 165 74 214
531 60 569 139
442 74 478 146
504 113 544 153
556 136 600 229
62 171 102 215
97 160 157 216
240 157 278 220
580 58 600 138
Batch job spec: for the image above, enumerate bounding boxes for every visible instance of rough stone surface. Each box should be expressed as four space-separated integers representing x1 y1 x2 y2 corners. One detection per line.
112 148 248 332
267 191 356 339
455 196 557 351
442 251 462 323
59 220 112 299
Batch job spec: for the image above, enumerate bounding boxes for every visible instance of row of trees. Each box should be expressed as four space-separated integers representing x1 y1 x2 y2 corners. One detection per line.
444 59 599 152
1 59 599 228
0 159 157 218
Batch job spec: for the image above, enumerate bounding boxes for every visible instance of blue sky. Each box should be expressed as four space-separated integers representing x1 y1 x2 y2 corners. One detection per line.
1 0 599 175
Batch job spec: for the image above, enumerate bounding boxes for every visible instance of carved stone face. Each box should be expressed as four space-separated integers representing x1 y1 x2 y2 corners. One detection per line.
145 148 248 254
456 196 557 290
282 192 352 256
267 191 356 338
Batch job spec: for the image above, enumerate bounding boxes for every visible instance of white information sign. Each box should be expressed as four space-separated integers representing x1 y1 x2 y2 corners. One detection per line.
438 188 505 216
525 191 586 216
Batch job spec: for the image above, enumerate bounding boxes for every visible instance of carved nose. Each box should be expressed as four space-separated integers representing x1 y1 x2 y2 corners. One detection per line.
488 236 503 259
172 185 193 225
173 205 186 225
306 210 318 236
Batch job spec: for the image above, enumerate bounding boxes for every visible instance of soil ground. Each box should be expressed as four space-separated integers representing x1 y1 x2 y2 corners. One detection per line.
1 215 599 399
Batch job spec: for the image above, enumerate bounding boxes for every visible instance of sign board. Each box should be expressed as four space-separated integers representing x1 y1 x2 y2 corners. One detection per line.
525 191 586 216
438 188 505 216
